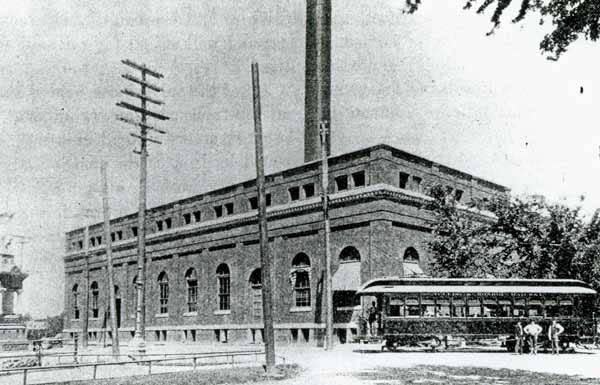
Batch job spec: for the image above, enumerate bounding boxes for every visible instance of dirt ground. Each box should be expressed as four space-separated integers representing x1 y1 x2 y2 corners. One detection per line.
1 342 600 384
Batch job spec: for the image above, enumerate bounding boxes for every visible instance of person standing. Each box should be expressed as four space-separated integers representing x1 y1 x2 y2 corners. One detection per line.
524 319 542 354
514 320 524 354
367 301 378 336
548 318 564 354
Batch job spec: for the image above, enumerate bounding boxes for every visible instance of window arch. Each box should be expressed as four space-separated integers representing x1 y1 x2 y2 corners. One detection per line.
403 247 420 263
249 268 262 288
216 264 230 311
185 268 198 313
249 268 263 320
90 281 99 318
339 246 361 263
131 275 138 317
291 253 311 307
158 272 169 314
72 284 80 319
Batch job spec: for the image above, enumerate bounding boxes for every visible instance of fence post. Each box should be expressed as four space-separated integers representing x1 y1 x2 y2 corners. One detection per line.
36 343 42 367
74 334 79 364
148 361 152 375
193 357 197 370
93 364 97 379
22 369 27 385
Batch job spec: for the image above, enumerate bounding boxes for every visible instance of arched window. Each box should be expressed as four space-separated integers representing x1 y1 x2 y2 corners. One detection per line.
90 281 99 318
249 268 262 288
291 253 311 308
339 246 361 263
186 268 198 313
131 275 138 317
158 272 169 314
217 264 230 311
249 268 262 320
404 247 419 263
72 284 80 319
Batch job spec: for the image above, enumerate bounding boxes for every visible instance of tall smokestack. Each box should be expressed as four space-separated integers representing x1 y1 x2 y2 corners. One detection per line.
304 0 331 163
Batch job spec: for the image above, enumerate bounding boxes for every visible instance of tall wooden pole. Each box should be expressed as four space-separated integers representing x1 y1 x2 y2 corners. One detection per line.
320 121 333 350
82 226 90 349
251 62 276 371
101 162 120 356
117 60 168 354
133 70 149 353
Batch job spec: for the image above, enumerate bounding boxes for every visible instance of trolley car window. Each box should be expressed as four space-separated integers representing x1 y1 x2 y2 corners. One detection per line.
467 298 481 317
452 298 465 318
436 299 450 317
389 297 403 317
528 298 543 317
513 298 526 317
421 298 435 317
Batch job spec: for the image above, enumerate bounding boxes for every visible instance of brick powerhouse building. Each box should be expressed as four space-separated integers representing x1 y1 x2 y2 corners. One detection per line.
63 0 508 345
63 144 508 344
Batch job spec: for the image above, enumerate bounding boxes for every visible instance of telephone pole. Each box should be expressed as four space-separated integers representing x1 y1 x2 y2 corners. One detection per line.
320 121 333 350
82 226 90 349
251 62 276 371
101 162 119 356
117 59 169 354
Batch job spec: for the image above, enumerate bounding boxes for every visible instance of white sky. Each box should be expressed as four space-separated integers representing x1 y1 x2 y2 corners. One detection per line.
1 0 599 317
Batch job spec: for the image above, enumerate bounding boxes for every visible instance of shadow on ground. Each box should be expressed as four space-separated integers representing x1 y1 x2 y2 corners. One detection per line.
351 365 600 385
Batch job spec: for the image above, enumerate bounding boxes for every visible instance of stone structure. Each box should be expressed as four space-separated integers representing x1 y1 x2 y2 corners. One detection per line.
0 252 28 342
63 144 508 345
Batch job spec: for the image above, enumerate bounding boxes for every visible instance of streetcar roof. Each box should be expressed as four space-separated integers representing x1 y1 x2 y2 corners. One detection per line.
356 277 597 296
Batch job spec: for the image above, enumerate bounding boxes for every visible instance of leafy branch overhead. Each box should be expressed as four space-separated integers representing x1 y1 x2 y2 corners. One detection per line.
404 0 600 60
426 186 600 295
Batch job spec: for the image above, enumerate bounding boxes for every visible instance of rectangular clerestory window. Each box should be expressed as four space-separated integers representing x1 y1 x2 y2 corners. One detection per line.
399 172 409 189
455 189 464 202
165 218 172 229
225 203 234 215
289 186 300 201
193 210 201 222
352 171 366 187
249 196 258 210
412 176 422 192
156 220 163 232
131 226 138 237
302 183 315 198
335 175 348 191
214 205 223 218
183 213 192 225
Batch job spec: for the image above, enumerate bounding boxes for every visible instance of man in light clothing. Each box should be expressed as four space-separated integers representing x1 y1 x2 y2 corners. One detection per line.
548 318 564 354
524 320 542 354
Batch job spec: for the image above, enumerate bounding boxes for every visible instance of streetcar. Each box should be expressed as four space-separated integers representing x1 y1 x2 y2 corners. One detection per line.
355 277 597 352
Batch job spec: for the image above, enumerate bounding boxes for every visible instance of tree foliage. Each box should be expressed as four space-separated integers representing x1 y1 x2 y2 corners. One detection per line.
404 0 600 60
427 186 600 291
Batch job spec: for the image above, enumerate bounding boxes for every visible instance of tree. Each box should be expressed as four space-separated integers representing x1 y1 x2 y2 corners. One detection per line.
404 0 600 60
427 187 589 280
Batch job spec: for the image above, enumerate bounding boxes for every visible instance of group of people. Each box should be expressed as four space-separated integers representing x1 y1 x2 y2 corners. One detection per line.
514 318 564 355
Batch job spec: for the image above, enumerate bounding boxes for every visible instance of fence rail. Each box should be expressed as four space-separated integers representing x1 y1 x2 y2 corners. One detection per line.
0 350 268 385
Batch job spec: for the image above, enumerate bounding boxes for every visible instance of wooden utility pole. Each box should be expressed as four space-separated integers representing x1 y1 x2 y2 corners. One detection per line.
319 121 333 350
251 62 276 371
82 225 90 349
101 162 119 356
117 59 169 353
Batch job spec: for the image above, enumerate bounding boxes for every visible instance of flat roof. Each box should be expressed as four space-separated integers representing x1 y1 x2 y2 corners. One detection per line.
358 285 596 296
357 277 597 296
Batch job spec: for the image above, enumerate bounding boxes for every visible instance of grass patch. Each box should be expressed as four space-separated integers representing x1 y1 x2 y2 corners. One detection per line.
47 364 301 385
353 365 600 385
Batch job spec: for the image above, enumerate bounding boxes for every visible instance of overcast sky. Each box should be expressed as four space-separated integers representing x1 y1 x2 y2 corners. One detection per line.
1 0 599 317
